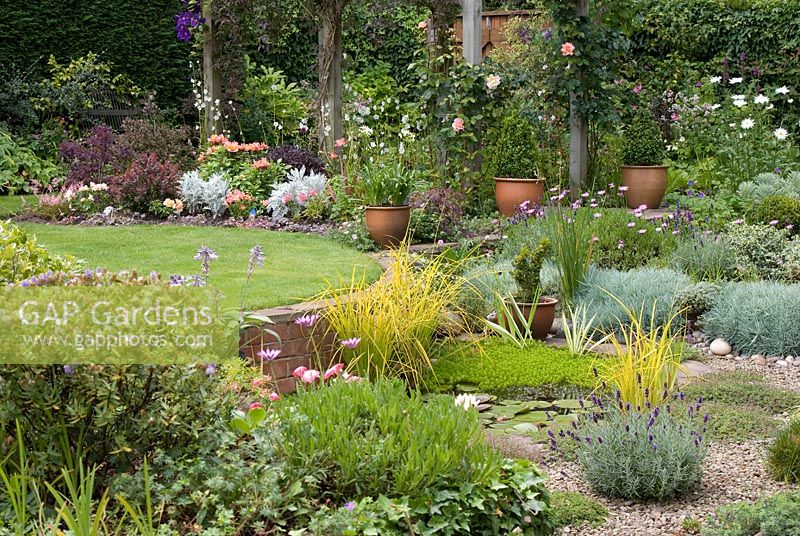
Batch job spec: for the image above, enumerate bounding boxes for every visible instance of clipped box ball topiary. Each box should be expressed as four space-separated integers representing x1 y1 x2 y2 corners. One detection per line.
622 112 666 167
754 195 800 235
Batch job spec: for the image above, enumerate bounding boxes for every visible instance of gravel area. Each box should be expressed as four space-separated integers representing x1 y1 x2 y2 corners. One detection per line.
544 440 797 535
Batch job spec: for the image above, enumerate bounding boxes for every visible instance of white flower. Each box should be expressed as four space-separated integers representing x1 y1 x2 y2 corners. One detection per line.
486 74 501 91
733 99 747 108
710 76 722 84
774 127 789 141
776 86 790 95
731 95 745 100
359 125 373 136
729 77 743 84
754 94 770 104
454 394 479 411
740 118 755 129
711 103 722 110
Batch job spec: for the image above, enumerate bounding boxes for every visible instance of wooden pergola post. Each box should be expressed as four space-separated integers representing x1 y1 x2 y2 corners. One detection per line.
461 0 482 65
202 0 222 135
318 17 343 151
568 0 588 198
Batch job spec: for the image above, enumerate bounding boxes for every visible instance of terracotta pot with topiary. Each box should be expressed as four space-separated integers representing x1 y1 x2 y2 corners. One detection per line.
504 238 558 340
621 112 668 210
358 160 417 248
493 109 545 217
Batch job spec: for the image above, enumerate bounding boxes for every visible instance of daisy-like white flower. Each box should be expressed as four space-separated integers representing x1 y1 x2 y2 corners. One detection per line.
774 127 789 141
740 118 755 130
729 77 743 84
754 94 770 105
775 86 790 95
709 76 722 84
731 94 745 100
733 99 747 108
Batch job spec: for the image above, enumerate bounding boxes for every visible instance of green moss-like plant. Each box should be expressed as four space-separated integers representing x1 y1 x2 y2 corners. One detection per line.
431 339 598 392
622 112 666 166
703 490 800 536
513 238 551 302
550 491 608 529
492 109 539 179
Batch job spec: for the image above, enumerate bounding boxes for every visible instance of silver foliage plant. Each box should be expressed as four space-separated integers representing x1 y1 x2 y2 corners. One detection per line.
266 166 327 220
738 171 800 205
179 170 229 218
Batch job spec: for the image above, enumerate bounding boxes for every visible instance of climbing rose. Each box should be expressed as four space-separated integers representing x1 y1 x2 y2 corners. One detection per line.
451 117 465 132
560 42 575 56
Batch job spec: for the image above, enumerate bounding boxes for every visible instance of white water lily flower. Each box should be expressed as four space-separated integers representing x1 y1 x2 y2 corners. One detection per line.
754 94 770 104
454 394 480 411
774 128 789 141
741 118 755 129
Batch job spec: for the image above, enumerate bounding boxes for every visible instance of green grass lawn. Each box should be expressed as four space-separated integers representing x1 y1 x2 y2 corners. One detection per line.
0 195 36 218
19 223 381 310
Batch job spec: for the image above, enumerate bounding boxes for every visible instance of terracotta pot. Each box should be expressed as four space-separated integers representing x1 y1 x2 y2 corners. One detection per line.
494 178 545 217
505 296 559 341
364 205 411 248
621 165 668 209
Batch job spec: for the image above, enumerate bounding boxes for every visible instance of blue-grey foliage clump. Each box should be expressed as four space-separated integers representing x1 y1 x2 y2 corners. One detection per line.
702 282 800 356
575 267 690 330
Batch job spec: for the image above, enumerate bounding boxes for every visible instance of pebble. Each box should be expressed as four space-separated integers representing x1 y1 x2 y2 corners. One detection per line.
709 338 732 356
776 360 788 367
754 356 767 366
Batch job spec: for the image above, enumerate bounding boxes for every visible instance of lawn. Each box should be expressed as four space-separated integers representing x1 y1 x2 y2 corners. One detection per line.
0 195 36 218
19 223 381 309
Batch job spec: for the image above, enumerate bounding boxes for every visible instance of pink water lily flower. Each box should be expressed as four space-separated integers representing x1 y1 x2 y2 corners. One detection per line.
324 363 346 380
292 366 308 378
301 369 321 383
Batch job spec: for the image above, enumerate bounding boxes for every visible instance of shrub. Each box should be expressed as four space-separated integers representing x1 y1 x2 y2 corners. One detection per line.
575 267 690 331
492 108 539 179
0 129 62 194
670 233 738 282
738 171 800 205
702 282 800 356
0 220 77 283
622 112 665 166
197 135 287 199
513 238 551 302
570 400 707 501
178 169 229 217
0 364 235 484
431 339 597 392
591 209 677 271
277 379 554 533
410 188 465 243
266 167 328 221
702 490 800 536
357 160 416 207
107 152 180 212
550 491 608 529
767 419 800 484
755 195 800 235
723 222 792 280
268 145 325 175
116 118 195 171
58 124 132 186
675 282 720 319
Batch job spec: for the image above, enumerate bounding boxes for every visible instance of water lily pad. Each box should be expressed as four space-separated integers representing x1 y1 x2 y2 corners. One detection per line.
525 400 555 410
498 399 524 406
475 404 492 412
489 421 517 430
487 404 529 417
475 394 496 403
510 411 551 424
553 399 586 410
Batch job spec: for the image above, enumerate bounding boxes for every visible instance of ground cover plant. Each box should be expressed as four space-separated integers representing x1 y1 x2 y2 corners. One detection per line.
18 223 380 309
431 339 599 393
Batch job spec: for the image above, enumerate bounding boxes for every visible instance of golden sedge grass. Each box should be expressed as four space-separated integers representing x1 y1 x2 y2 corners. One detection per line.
313 243 478 388
596 292 685 408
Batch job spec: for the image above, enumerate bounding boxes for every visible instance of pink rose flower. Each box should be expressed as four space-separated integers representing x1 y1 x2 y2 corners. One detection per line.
561 42 575 56
451 117 465 132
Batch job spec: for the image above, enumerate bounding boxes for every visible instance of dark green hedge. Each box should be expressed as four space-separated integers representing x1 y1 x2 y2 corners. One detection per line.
0 0 191 109
630 0 800 84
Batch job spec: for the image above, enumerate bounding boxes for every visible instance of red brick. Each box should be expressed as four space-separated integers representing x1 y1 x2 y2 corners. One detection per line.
277 376 298 394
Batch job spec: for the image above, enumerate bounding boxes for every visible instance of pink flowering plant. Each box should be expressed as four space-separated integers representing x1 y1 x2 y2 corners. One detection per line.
266 166 329 221
197 135 289 199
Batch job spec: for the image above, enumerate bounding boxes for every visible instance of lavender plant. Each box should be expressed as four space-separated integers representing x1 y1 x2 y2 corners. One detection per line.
561 393 708 501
